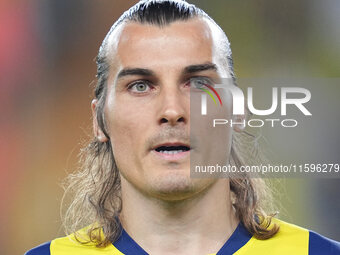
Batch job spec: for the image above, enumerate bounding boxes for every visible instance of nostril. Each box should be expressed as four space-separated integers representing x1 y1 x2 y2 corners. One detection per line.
160 116 185 124
177 117 185 122
160 118 168 124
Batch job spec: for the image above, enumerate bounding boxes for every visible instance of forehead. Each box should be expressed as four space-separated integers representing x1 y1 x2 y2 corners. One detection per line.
109 18 215 71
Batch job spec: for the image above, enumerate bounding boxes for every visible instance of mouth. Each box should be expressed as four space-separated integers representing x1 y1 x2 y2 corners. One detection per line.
151 142 191 160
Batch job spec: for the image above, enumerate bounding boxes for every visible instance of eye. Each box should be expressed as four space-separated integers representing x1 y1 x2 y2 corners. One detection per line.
189 77 214 89
128 81 152 93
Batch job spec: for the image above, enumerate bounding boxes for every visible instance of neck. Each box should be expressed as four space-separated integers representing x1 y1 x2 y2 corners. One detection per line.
119 178 239 255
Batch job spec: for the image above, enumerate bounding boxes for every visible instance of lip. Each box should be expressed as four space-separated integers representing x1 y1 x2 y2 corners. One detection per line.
151 149 190 161
151 142 190 150
151 142 191 161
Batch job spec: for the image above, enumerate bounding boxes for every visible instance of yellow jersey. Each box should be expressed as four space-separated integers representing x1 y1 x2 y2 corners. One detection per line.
25 218 340 255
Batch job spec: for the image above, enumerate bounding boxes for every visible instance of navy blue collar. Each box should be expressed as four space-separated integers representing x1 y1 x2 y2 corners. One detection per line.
216 222 253 255
113 222 252 255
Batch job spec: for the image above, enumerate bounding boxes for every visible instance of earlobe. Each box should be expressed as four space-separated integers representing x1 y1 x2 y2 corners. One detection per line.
91 99 109 142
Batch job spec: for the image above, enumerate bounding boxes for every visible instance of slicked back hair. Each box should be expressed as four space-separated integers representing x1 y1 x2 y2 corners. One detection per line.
62 0 278 248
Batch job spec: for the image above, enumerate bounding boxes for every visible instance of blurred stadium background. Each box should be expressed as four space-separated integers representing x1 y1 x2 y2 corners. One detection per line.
0 0 339 254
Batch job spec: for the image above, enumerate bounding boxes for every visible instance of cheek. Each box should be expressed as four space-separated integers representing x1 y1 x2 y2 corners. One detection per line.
106 104 137 154
104 95 153 165
191 89 233 166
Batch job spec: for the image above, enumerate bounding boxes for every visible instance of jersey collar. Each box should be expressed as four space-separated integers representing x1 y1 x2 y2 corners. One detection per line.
113 221 252 255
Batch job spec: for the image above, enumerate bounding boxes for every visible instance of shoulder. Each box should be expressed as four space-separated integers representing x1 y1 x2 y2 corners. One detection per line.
309 230 340 255
274 219 340 254
237 218 340 255
24 242 51 255
241 218 310 254
275 219 340 254
25 226 123 255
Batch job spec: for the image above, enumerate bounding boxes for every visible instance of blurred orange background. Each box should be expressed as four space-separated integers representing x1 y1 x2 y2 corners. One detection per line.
0 1 339 254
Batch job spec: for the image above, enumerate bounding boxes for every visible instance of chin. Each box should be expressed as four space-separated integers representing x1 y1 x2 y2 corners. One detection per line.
148 171 202 201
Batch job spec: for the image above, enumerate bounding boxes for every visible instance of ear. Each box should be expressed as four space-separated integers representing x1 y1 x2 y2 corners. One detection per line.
91 99 109 142
232 108 246 133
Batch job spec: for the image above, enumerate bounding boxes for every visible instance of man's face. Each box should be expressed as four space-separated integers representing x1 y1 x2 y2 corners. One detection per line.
98 18 233 200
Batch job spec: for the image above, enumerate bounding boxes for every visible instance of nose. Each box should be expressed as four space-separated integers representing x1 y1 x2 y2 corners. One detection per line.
158 85 188 126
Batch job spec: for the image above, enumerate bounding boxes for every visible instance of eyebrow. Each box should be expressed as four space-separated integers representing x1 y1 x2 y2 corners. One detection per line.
183 63 218 74
116 62 218 80
117 68 155 79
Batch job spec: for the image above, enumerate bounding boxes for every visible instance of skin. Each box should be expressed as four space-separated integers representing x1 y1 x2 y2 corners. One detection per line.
92 18 244 255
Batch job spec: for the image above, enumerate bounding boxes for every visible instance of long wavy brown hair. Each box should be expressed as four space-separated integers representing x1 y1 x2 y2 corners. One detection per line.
61 0 279 248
